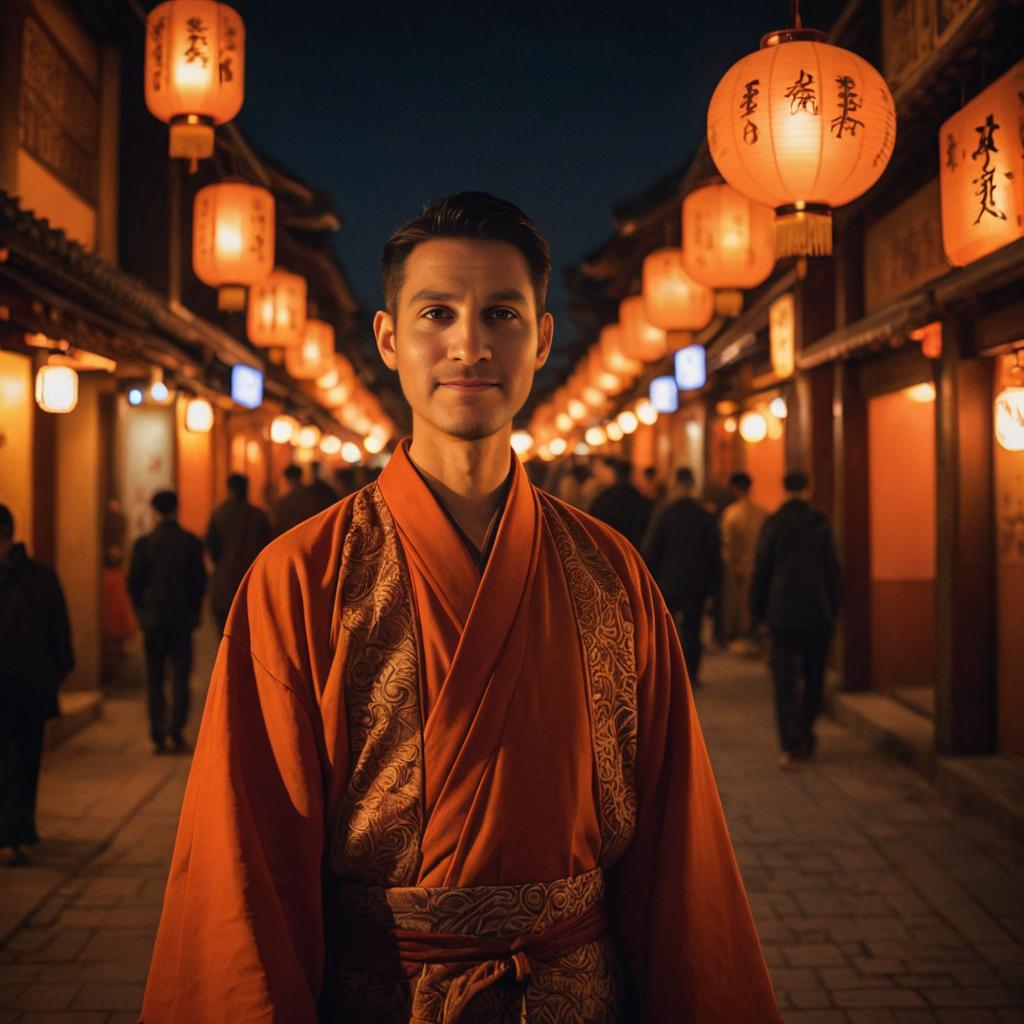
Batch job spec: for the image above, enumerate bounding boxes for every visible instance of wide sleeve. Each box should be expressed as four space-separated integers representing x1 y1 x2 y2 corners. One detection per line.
140 591 326 1021
608 563 781 1023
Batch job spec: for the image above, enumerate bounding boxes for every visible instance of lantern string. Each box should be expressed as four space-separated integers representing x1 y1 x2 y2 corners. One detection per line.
790 0 802 29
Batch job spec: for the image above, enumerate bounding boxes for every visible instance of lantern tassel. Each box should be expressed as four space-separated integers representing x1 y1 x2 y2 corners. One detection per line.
775 205 832 257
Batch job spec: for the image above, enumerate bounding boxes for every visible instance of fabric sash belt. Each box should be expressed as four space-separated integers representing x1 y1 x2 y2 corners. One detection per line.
337 898 609 1023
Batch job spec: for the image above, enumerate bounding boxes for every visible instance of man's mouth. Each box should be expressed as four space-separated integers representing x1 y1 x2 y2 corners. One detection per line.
437 379 498 392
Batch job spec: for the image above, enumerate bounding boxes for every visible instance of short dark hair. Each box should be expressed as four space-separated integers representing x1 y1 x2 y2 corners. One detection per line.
0 503 13 539
151 490 178 515
381 191 551 317
676 467 695 485
284 465 303 482
613 459 632 483
227 473 248 499
784 470 810 493
729 471 752 493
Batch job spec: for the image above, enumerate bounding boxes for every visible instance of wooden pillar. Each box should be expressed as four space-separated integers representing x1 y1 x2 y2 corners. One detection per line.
833 360 870 691
934 319 996 754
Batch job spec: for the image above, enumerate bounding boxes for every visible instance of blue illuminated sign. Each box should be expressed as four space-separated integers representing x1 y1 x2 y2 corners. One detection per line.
231 365 264 409
674 345 707 391
649 376 679 414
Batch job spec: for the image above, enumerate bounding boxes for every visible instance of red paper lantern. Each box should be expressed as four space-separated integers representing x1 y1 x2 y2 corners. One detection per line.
641 249 714 331
247 270 307 348
619 295 668 363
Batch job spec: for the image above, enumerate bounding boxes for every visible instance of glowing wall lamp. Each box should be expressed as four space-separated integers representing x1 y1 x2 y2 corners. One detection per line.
34 364 78 413
674 345 707 391
649 375 680 414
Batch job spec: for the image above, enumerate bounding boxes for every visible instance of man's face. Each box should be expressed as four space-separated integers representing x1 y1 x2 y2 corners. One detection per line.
374 238 553 443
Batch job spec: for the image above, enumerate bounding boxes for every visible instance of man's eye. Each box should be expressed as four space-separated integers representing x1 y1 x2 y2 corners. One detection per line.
489 308 517 320
423 308 451 320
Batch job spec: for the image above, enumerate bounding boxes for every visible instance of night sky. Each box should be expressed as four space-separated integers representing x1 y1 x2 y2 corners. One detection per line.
235 0 844 375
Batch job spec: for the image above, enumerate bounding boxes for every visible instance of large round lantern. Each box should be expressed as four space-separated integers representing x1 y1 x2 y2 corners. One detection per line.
682 180 777 288
35 364 78 414
707 28 896 256
620 296 669 363
193 182 274 309
144 1 245 163
641 249 714 331
284 319 334 380
598 325 642 379
247 270 307 348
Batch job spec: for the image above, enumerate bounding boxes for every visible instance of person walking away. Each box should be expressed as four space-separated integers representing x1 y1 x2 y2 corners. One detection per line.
557 460 592 510
0 504 74 866
751 470 841 768
720 471 766 653
306 461 339 514
128 491 207 754
205 474 273 634
580 454 614 511
589 458 654 549
274 464 322 535
643 468 721 687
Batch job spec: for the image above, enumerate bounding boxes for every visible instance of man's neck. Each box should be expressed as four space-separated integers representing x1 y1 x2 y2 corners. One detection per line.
408 423 512 550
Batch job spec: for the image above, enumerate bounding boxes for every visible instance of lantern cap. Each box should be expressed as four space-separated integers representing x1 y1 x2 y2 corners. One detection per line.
759 27 828 48
217 286 246 311
169 115 215 160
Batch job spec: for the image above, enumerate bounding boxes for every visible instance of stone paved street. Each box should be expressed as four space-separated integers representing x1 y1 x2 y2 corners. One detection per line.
1 635 1022 1022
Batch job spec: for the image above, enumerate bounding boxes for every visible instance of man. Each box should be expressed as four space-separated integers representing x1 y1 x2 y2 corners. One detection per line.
720 470 767 653
306 460 340 513
141 192 780 1022
589 458 654 550
751 471 841 769
0 504 73 866
643 468 721 687
580 452 614 510
273 464 322 534
205 474 274 634
128 491 207 754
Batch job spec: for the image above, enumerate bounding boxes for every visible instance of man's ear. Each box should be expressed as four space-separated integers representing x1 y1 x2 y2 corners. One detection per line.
535 311 554 370
374 310 398 371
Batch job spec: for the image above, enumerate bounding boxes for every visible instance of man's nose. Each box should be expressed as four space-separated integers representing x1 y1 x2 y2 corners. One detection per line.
446 315 493 364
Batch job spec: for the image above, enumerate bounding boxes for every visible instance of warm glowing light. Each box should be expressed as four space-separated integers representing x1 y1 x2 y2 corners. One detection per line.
641 249 714 331
941 62 1024 267
716 400 740 415
685 420 702 440
905 382 936 404
708 33 896 256
617 410 639 435
598 324 642 380
723 416 738 434
151 380 170 402
739 410 768 442
555 412 574 433
316 366 340 389
510 430 533 455
144 1 245 160
770 292 796 378
128 388 143 406
581 385 606 409
619 295 668 362
682 180 776 289
769 396 788 418
285 319 334 380
549 437 568 456
270 414 298 445
319 434 343 456
635 399 659 426
34 365 78 413
585 426 607 447
675 345 707 391
995 386 1024 451
247 270 307 348
363 433 387 454
567 398 588 421
649 376 680 414
341 441 362 464
605 421 624 442
184 397 214 433
297 424 321 449
911 321 943 360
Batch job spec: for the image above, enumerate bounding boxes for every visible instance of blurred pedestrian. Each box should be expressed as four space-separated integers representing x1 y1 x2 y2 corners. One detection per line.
580 455 615 511
589 459 653 549
643 468 721 686
205 474 273 634
640 465 665 504
333 466 359 500
558 460 593 510
101 498 135 684
274 465 321 535
307 460 339 513
128 491 207 755
751 471 841 768
721 471 766 653
0 503 74 865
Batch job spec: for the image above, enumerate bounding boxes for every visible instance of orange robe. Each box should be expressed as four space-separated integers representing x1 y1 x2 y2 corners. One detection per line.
140 440 780 1023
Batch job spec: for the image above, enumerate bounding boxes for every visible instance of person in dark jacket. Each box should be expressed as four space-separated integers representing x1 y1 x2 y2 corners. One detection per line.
0 503 74 865
751 470 841 768
306 460 339 513
205 474 273 634
273 464 322 535
643 468 721 686
589 459 653 549
128 491 207 754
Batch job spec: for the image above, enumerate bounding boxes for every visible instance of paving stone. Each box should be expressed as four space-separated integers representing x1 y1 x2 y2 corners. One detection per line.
70 981 145 1010
12 982 81 1010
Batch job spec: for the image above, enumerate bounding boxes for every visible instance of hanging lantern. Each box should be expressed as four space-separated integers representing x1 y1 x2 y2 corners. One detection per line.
605 421 625 442
341 441 362 464
674 345 707 391
511 430 533 456
995 385 1024 452
635 398 659 426
247 270 307 348
144 1 245 163
270 414 298 445
297 424 321 450
682 179 776 288
940 61 1024 268
193 183 274 310
319 434 343 456
769 292 796 378
617 410 639 435
364 432 388 455
739 410 768 443
619 296 668 363
184 396 214 432
285 319 334 380
707 24 896 256
769 396 788 419
35 364 78 413
650 376 680 414
585 425 607 447
641 249 714 331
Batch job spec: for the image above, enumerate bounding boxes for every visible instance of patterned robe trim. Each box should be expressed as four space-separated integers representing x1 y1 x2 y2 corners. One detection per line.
330 483 426 886
322 868 625 1023
539 495 639 866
